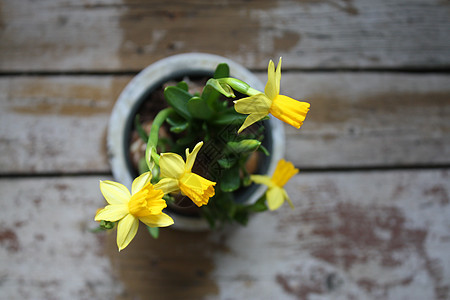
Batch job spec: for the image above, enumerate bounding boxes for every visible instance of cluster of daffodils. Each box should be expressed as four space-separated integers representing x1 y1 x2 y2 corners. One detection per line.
95 58 310 251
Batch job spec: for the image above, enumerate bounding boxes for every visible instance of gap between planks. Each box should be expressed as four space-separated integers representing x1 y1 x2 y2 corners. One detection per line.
2 165 450 180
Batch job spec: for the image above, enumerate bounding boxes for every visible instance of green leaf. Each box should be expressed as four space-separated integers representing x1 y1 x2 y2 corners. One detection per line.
199 63 231 112
220 163 240 192
212 111 247 125
227 139 261 155
176 81 189 91
217 157 237 169
134 114 148 142
147 226 159 239
164 86 192 120
225 199 237 220
258 144 270 156
187 96 214 120
166 116 189 133
214 63 230 79
176 134 197 147
247 195 268 213
138 157 150 174
233 208 249 225
201 206 216 229
170 123 189 133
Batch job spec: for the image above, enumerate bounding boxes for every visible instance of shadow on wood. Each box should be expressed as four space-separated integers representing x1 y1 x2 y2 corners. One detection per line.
106 224 226 300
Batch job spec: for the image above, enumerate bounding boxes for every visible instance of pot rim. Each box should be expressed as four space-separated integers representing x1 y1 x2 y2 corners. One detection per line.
107 53 285 230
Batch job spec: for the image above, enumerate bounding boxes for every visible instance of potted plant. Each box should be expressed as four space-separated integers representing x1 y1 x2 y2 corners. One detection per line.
95 53 310 251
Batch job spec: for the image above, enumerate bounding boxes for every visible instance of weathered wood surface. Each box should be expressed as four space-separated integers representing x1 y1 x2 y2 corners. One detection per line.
0 76 129 174
281 72 450 169
1 73 449 174
1 0 449 299
1 170 449 299
1 0 449 72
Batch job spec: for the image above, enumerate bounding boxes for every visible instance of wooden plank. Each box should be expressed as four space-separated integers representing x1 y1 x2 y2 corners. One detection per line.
278 72 450 169
1 170 449 299
1 0 449 72
0 76 129 174
0 176 124 299
1 72 449 174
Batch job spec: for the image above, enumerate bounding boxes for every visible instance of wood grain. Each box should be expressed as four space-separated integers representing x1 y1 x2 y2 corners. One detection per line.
278 72 450 169
0 176 123 299
2 72 449 174
1 0 449 299
1 170 449 299
1 0 449 72
0 76 129 174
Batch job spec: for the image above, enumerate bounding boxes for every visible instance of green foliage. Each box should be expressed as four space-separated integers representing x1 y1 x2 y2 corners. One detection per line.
138 157 150 174
147 226 159 239
164 86 192 120
213 63 230 79
187 96 214 120
166 115 189 133
212 111 247 125
134 63 270 229
220 163 240 192
176 81 189 91
227 139 261 154
134 114 149 142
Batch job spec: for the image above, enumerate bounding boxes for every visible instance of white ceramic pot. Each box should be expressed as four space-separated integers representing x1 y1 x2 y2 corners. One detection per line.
107 53 285 230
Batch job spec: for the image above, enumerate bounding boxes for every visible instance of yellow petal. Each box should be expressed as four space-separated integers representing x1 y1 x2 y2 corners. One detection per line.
159 153 185 179
131 171 152 195
270 95 310 129
139 213 174 228
234 94 271 115
266 187 285 211
116 214 139 251
264 59 278 100
179 173 216 207
185 141 203 173
237 113 267 134
100 180 130 205
153 177 180 194
250 174 276 188
94 204 129 222
271 159 299 187
275 57 282 96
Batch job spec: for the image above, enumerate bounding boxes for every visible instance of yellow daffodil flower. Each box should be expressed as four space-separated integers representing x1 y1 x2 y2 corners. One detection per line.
251 159 299 211
95 172 174 251
154 141 216 207
234 58 310 133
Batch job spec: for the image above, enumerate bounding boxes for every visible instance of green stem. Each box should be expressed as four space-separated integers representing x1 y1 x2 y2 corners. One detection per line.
145 107 174 169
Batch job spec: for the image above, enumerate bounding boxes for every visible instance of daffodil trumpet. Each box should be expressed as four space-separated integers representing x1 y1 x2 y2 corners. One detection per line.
250 159 298 211
227 58 310 133
154 141 216 207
